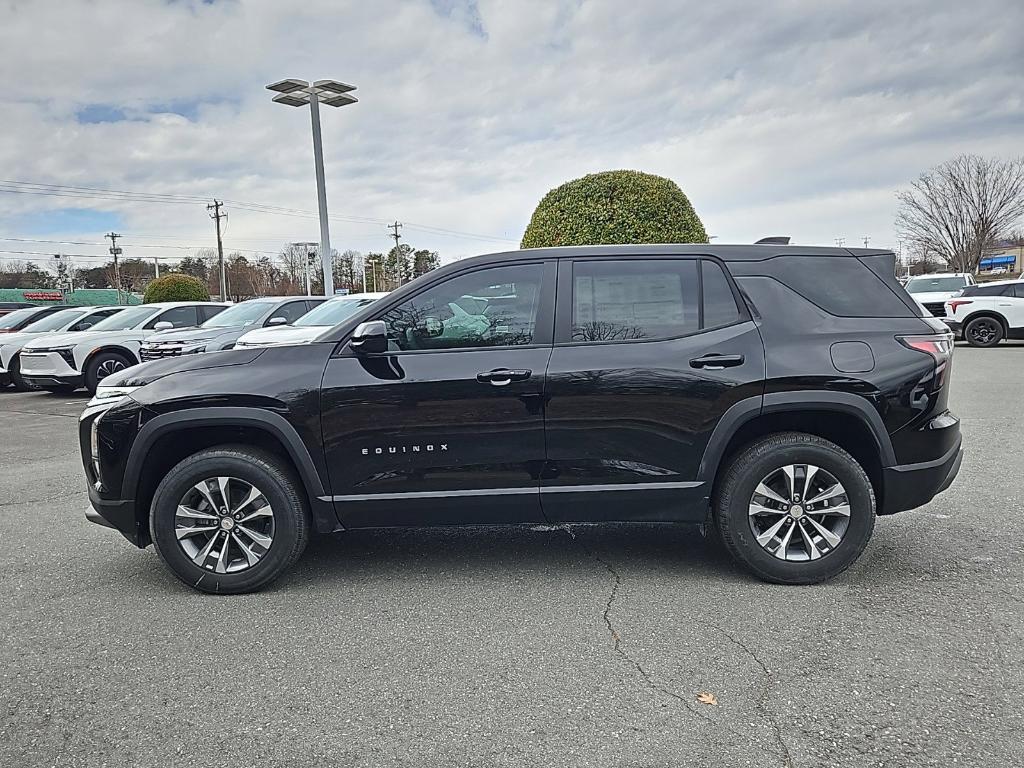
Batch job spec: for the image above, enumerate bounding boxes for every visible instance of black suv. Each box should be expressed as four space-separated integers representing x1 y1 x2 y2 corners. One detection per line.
79 245 962 593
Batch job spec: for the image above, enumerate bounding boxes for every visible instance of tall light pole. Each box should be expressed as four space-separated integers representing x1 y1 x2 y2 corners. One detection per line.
267 78 358 298
291 241 319 295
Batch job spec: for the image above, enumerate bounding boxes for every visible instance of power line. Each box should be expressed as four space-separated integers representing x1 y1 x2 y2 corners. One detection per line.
0 179 517 243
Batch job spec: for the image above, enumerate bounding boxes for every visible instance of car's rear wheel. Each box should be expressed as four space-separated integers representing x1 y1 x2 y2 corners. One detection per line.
150 446 310 594
964 316 1003 347
84 351 132 393
714 432 876 585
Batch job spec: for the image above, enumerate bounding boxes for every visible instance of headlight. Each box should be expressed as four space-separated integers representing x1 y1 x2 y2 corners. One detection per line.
88 385 139 407
181 343 208 354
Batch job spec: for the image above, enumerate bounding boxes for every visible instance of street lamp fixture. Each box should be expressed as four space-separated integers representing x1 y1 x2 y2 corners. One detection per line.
267 78 358 297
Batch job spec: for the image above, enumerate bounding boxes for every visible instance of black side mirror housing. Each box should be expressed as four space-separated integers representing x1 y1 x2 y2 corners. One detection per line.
350 320 388 354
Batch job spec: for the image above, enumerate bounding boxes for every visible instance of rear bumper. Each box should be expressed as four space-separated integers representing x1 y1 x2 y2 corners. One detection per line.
881 435 963 515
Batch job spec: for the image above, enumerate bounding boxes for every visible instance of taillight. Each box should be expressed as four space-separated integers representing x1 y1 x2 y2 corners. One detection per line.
898 334 953 364
947 300 972 314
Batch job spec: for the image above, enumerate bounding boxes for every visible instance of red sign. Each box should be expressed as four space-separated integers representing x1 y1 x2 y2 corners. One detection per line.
23 292 64 301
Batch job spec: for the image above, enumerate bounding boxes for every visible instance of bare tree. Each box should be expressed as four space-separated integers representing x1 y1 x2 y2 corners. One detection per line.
896 154 1024 272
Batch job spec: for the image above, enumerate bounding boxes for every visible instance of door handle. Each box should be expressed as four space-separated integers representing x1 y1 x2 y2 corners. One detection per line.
476 368 532 386
690 354 744 370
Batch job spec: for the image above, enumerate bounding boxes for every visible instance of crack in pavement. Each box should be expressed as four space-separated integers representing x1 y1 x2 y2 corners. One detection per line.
559 524 788 765
712 624 794 768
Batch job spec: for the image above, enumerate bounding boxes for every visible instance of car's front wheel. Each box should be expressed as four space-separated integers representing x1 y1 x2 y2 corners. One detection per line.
84 351 132 393
714 432 876 585
150 446 311 594
964 316 1004 347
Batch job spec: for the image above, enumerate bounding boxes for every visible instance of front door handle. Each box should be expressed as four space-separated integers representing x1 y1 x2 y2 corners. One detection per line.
690 354 744 370
476 368 532 386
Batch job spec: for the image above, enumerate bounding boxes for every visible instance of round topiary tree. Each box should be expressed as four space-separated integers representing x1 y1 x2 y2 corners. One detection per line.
143 273 210 304
521 170 708 248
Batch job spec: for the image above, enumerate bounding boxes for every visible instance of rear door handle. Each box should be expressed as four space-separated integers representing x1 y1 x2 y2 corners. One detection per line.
476 368 532 386
690 354 744 370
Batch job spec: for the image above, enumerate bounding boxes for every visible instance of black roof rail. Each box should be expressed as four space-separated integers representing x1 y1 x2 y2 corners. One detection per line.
754 236 791 245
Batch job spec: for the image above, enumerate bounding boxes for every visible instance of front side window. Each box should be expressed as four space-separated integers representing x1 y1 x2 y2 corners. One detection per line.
571 259 699 342
149 306 198 329
381 264 542 351
268 301 311 325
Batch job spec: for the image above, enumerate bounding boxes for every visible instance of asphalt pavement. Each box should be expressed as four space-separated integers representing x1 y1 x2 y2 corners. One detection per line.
1 344 1022 767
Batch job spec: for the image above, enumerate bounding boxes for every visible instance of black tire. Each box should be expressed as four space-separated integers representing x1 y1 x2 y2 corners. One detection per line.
9 355 31 391
149 446 311 594
84 350 132 393
714 432 876 585
963 316 1004 347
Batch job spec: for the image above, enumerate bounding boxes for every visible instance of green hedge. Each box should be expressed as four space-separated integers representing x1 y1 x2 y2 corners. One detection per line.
521 170 708 248
142 274 209 303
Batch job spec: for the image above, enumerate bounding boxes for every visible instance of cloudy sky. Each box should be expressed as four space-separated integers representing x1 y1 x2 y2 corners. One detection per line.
1 0 1021 271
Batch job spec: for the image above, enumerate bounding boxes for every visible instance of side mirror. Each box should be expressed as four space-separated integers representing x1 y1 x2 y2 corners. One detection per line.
267 316 288 326
350 320 388 354
153 321 173 331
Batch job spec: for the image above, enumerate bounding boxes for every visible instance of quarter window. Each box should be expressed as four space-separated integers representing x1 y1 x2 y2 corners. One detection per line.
702 260 741 328
380 264 543 351
571 259 700 342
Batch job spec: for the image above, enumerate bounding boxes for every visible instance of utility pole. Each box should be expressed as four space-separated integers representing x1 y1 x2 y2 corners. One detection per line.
153 258 160 280
208 200 227 301
106 232 122 304
388 221 403 286
862 236 870 248
834 237 845 248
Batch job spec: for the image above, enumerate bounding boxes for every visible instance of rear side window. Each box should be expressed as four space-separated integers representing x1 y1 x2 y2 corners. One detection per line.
571 260 700 341
198 305 225 323
702 260 741 328
963 284 1011 297
756 256 913 317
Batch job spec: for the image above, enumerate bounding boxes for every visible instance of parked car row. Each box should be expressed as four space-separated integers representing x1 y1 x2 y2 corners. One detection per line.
0 293 387 394
906 271 1024 347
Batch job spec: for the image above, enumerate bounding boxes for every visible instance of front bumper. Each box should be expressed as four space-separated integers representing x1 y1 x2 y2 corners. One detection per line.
86 483 144 545
20 351 83 388
942 319 963 339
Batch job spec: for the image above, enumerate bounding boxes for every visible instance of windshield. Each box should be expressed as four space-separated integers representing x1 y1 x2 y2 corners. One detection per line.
89 305 158 331
905 277 968 293
22 308 89 332
294 297 378 327
0 308 42 329
201 301 271 329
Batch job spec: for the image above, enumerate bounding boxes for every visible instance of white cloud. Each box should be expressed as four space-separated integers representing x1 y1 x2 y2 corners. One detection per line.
0 0 1021 268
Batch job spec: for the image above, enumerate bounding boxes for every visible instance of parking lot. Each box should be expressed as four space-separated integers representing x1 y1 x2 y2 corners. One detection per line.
1 343 1022 768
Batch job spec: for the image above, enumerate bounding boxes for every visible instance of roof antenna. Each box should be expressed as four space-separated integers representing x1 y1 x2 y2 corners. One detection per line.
754 236 790 245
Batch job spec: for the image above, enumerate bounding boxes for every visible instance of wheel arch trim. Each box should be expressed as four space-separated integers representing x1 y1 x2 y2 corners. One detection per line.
697 390 897 482
83 344 139 371
122 407 336 531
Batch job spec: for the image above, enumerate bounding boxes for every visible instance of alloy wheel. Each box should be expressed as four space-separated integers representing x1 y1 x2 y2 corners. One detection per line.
748 464 850 561
96 358 127 380
175 476 275 573
968 319 998 345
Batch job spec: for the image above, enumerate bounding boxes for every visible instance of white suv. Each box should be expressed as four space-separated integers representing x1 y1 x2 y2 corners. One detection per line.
0 305 125 391
904 273 977 318
944 280 1024 347
19 301 228 393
